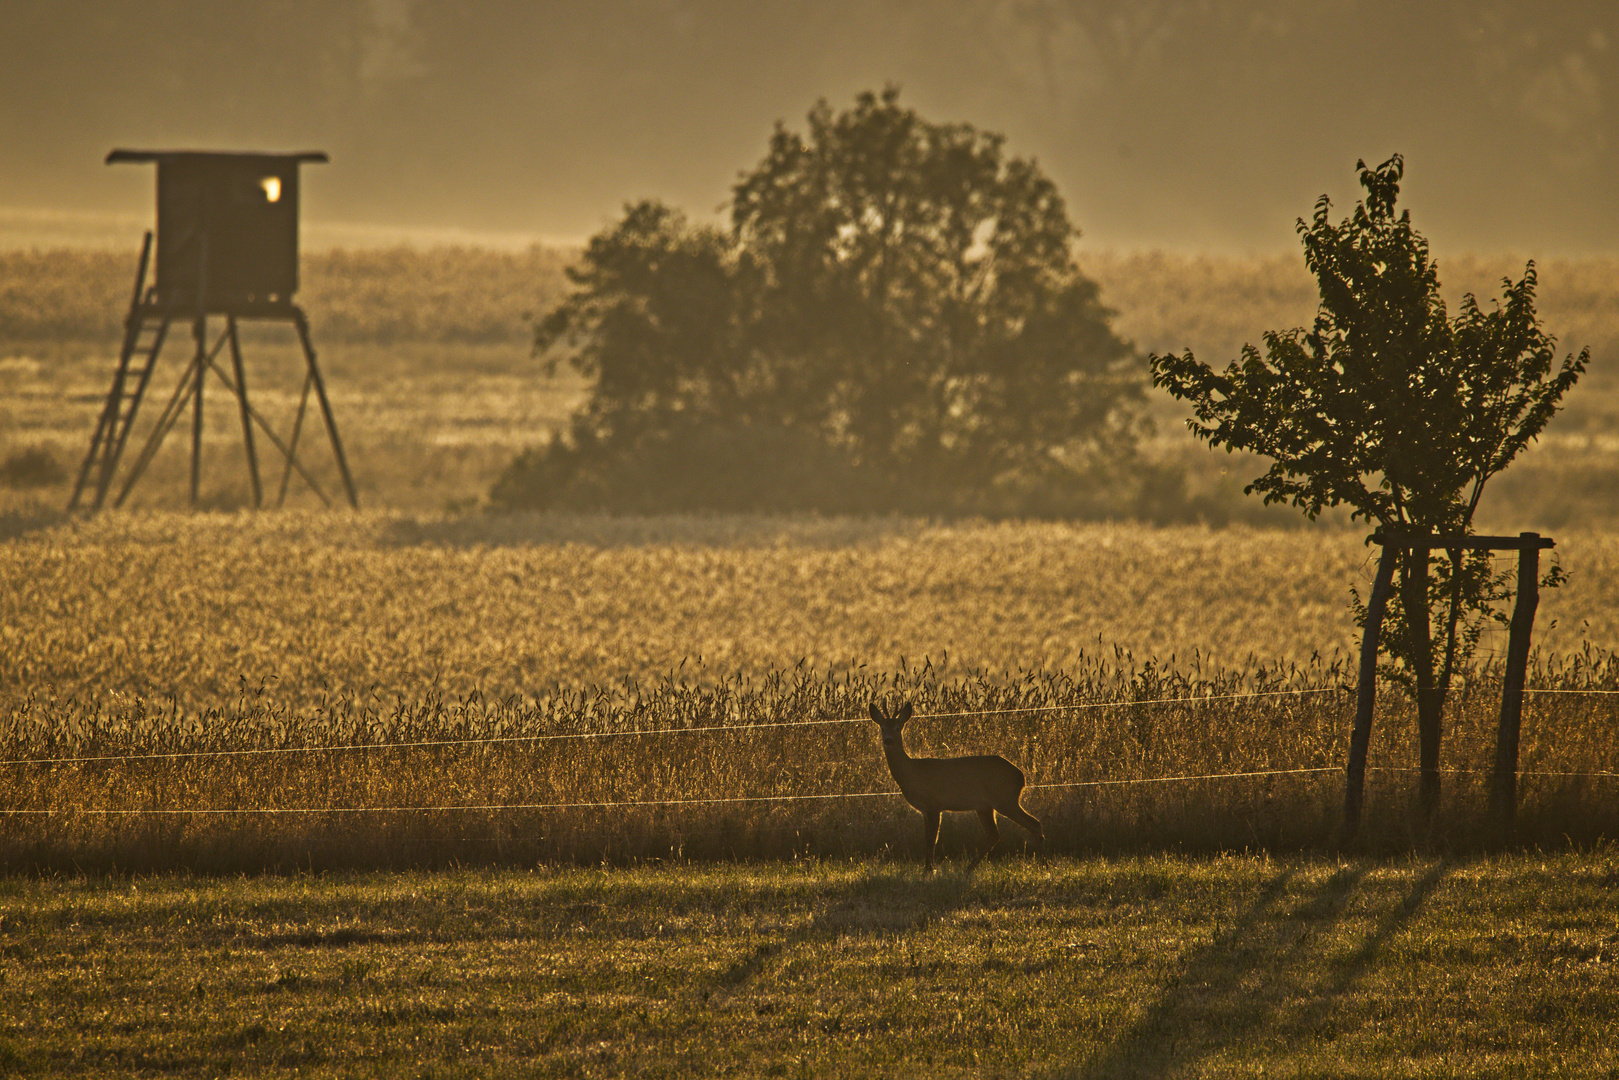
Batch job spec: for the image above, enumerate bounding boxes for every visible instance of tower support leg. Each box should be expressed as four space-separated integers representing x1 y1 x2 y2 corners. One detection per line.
292 308 359 509
227 316 264 507
190 314 207 507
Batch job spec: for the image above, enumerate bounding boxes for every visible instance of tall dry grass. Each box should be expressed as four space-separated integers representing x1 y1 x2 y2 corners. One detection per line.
6 648 1619 872
7 513 1619 706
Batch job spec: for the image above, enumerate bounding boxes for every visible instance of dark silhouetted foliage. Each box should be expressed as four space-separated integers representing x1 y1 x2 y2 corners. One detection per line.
1152 156 1586 539
494 89 1144 517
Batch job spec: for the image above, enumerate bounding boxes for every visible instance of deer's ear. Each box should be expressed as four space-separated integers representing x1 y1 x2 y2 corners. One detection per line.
868 701 887 724
897 702 913 724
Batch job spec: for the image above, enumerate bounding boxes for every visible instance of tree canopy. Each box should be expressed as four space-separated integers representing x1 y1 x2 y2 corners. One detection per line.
1151 155 1586 537
493 88 1143 517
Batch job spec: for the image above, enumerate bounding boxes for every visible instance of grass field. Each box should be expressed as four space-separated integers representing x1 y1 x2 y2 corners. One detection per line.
4 854 1619 1077
7 513 1619 706
0 337 587 514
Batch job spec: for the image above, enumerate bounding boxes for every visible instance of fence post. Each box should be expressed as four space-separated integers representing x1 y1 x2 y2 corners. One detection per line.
1491 532 1542 828
1399 529 1443 819
1345 537 1398 839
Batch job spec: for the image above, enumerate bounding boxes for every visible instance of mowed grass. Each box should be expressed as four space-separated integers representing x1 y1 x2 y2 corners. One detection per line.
4 854 1619 1078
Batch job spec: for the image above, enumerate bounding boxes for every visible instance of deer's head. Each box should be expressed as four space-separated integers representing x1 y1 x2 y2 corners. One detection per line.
868 700 913 748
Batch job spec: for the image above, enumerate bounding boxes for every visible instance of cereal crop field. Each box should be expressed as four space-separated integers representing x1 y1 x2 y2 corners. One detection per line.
4 513 1619 874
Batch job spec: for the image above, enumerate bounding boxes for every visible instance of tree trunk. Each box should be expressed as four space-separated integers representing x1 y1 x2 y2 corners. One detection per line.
1436 545 1467 718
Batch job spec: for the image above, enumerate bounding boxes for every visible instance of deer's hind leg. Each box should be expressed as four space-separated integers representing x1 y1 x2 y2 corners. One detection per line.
977 807 1001 861
1004 804 1042 840
1003 802 1045 858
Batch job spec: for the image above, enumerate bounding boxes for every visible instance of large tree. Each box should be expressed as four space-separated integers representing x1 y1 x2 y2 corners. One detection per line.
494 88 1141 517
1150 154 1587 812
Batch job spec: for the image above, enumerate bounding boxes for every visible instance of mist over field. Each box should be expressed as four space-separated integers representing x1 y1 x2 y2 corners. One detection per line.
4 244 1615 529
6 2 1614 524
1 0 1616 256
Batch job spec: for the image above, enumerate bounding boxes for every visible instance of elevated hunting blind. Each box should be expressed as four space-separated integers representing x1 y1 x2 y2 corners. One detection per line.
71 149 358 510
108 149 325 311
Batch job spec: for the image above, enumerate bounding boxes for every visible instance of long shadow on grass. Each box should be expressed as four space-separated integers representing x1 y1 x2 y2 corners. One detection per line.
1074 860 1450 1079
709 857 991 993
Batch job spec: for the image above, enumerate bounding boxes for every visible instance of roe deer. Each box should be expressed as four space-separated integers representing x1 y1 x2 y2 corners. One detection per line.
869 699 1043 871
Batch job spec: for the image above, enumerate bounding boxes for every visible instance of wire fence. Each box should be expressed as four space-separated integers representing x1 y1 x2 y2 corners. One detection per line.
9 763 1619 818
4 679 1615 817
4 684 1613 770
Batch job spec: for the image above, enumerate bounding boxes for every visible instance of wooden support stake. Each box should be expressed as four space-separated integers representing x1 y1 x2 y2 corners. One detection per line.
190 236 209 508
1345 539 1398 838
1399 531 1442 820
1491 532 1542 827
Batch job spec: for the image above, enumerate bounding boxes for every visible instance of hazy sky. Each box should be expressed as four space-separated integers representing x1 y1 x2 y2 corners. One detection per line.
2 0 1615 253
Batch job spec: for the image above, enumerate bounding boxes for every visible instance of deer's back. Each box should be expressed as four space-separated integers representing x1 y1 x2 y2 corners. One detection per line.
895 753 1026 812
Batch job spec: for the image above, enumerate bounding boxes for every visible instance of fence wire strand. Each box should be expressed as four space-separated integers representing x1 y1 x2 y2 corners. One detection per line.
0 687 1346 767
3 767 1346 816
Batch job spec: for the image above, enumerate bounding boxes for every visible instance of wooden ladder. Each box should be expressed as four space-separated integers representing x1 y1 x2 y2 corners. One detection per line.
68 232 172 510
